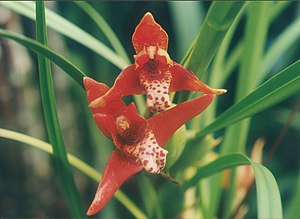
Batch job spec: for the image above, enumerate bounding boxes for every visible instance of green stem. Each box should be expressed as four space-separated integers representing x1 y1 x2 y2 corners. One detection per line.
35 1 84 217
220 2 270 218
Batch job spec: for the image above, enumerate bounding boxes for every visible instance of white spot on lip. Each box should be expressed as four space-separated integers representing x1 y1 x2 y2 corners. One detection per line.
140 71 172 112
123 130 168 174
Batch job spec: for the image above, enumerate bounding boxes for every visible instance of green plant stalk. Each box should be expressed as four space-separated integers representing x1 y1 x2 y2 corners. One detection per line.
220 3 270 218
203 8 245 126
177 2 245 103
0 128 148 219
35 1 84 216
74 1 130 64
188 1 245 77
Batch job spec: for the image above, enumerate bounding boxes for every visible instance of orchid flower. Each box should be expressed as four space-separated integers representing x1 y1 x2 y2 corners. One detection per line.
84 77 215 215
89 12 226 113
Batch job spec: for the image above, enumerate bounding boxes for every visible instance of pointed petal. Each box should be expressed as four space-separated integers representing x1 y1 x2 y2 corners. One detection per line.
169 63 227 94
147 94 215 146
93 113 117 144
87 150 142 216
89 65 145 108
132 12 168 53
84 77 126 115
83 77 110 104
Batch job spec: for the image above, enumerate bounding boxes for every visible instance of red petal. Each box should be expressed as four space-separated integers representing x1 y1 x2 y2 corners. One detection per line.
93 113 117 144
84 77 110 104
89 65 145 108
87 150 142 216
132 12 168 53
147 94 215 146
169 63 227 94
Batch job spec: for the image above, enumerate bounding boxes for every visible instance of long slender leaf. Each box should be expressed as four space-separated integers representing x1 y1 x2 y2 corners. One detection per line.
260 17 300 83
0 29 86 88
196 59 300 138
35 1 84 217
186 1 246 76
184 153 282 218
178 1 246 103
74 1 130 63
0 1 128 69
0 128 147 219
220 6 270 208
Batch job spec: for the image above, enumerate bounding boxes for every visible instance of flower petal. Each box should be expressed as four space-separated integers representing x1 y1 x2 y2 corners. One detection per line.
89 65 145 109
169 63 227 94
84 77 110 104
93 113 118 145
132 12 168 53
87 150 142 216
124 129 168 174
147 94 215 146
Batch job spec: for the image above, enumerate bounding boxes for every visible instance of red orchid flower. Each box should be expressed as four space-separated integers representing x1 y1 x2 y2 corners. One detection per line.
84 77 215 215
89 12 226 113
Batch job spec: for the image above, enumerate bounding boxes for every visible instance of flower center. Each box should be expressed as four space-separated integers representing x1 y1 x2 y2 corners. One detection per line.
123 129 168 174
116 116 144 146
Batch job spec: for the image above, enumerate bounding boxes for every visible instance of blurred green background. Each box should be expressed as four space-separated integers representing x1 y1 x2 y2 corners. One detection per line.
0 1 299 218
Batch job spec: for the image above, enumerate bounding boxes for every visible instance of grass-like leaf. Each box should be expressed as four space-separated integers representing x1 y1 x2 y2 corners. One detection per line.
260 17 300 83
35 1 84 216
74 1 130 64
197 59 300 138
0 1 128 69
0 29 86 89
184 153 282 218
186 1 246 76
178 1 246 103
0 128 148 219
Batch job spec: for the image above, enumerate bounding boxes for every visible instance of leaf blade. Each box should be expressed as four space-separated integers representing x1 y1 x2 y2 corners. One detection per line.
197 59 300 137
0 28 86 88
184 153 283 218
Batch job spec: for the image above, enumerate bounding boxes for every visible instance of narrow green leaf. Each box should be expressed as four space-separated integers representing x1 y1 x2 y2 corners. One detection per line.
0 28 86 88
250 161 282 218
197 59 300 138
74 1 130 63
178 1 246 103
184 153 282 218
137 175 163 219
0 1 128 69
260 17 300 83
186 1 246 76
0 128 148 219
35 1 84 217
